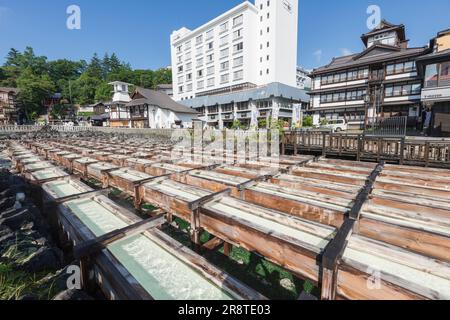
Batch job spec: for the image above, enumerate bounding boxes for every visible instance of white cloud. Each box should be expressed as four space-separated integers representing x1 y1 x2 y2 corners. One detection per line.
340 48 353 56
313 49 323 63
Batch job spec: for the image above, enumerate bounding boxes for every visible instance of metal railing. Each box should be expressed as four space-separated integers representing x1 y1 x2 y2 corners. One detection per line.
364 116 407 137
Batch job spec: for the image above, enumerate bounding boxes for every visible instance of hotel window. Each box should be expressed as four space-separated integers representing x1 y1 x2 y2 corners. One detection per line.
386 64 395 75
233 56 243 67
196 57 203 67
233 42 243 53
197 70 204 78
267 55 270 61
404 61 415 72
177 45 182 53
348 70 357 81
207 42 214 50
267 13 270 19
424 64 438 88
234 70 244 81
179 86 184 93
393 85 402 96
178 76 184 84
207 77 215 87
221 74 229 83
219 22 228 33
220 61 229 71
177 56 182 64
267 27 270 33
260 3 263 9
385 86 394 97
187 83 193 92
260 16 263 22
207 53 214 63
411 83 422 94
220 35 229 46
267 42 270 48
186 62 192 71
233 29 243 40
206 29 214 40
339 72 347 82
233 15 243 27
338 92 346 101
185 41 191 51
196 35 203 45
197 80 204 89
267 0 270 6
184 52 191 60
207 66 215 76
440 61 450 86
178 66 183 73
186 73 192 82
358 68 369 79
196 46 202 56
220 48 229 59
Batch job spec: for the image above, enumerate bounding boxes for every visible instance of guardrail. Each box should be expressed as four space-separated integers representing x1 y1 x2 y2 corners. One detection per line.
282 130 450 168
0 125 175 138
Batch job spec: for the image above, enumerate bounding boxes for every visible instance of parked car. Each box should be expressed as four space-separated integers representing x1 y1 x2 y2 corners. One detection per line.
320 119 348 132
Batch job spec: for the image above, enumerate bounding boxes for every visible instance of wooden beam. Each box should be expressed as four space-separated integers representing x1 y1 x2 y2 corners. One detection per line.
73 214 165 260
202 237 224 251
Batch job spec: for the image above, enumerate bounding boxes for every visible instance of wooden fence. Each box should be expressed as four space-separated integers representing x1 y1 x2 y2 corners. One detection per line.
282 131 450 168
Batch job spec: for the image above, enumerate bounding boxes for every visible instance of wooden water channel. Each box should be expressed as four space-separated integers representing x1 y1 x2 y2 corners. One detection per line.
6 137 450 300
282 131 450 168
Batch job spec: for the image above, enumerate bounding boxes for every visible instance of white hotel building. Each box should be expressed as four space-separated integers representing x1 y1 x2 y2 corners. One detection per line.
170 0 308 129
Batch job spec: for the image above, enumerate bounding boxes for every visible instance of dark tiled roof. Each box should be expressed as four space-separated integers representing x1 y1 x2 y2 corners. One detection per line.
312 45 427 75
127 87 197 114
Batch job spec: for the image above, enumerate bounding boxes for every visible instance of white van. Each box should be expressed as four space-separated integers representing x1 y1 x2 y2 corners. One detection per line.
321 119 348 132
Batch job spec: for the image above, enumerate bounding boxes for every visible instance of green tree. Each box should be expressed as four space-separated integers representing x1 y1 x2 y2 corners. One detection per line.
86 53 104 79
95 82 113 102
71 73 101 105
302 115 313 127
4 48 21 67
16 68 55 122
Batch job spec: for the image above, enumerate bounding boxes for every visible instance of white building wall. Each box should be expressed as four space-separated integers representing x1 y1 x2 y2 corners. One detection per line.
170 0 299 101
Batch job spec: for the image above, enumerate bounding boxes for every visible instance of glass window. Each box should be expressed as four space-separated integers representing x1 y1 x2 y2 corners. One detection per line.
424 64 439 88
385 85 394 97
219 22 228 33
411 83 422 95
220 48 229 58
386 64 395 75
233 15 243 27
233 56 243 67
220 74 229 83
339 72 347 82
339 92 346 101
196 35 203 45
207 78 215 87
220 35 229 46
348 70 357 81
332 93 339 102
207 66 215 75
333 74 340 83
404 61 415 72
221 61 229 71
233 42 243 53
233 29 242 40
206 29 214 40
234 70 243 80
394 62 404 74
402 84 412 95
197 80 204 89
393 85 402 96
439 61 450 86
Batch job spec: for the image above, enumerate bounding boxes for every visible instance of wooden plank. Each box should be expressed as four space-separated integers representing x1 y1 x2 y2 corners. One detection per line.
73 215 166 259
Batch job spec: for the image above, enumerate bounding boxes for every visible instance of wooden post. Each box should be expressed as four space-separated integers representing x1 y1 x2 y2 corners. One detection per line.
424 142 430 167
281 133 286 156
293 132 298 156
400 138 405 165
357 135 361 162
223 242 232 257
322 132 327 157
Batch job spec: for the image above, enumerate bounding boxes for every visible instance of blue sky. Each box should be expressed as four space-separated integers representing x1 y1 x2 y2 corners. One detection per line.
0 0 449 71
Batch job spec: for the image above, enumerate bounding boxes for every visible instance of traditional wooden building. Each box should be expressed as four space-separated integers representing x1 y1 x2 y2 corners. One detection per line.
309 21 428 130
126 87 198 129
0 87 20 124
416 29 450 136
